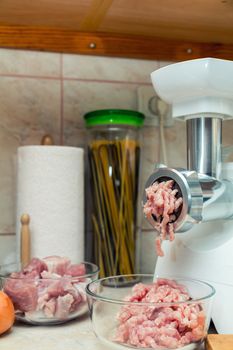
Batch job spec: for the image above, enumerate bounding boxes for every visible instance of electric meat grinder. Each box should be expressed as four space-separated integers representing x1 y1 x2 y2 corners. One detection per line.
144 58 233 334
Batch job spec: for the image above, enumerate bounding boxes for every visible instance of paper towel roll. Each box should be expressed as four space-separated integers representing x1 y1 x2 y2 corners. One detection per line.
16 146 84 262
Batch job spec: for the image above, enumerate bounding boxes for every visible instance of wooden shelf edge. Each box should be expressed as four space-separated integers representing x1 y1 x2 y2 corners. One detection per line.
1 25 233 61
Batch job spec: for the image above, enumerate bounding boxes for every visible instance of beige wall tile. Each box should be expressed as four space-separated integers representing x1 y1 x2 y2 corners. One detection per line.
139 230 157 273
63 54 159 83
0 49 60 77
139 126 159 229
0 77 61 143
0 77 61 233
63 80 137 125
0 235 16 265
223 119 233 162
141 126 160 172
0 129 17 234
63 80 138 143
158 60 173 68
165 120 186 168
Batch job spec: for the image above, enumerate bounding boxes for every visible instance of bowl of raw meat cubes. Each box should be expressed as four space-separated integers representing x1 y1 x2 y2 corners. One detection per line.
0 256 99 325
86 274 215 350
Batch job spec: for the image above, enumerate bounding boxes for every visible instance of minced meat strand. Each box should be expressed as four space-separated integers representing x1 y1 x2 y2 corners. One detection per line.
143 180 183 256
113 278 206 349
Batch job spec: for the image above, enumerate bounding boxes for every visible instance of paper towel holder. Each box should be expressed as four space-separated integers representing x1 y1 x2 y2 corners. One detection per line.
41 134 54 146
20 213 31 267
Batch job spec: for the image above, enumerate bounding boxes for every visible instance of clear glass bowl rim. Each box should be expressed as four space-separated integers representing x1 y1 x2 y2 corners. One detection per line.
0 261 100 280
86 273 216 306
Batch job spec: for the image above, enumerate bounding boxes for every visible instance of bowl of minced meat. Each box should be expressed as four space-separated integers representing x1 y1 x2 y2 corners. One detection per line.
86 275 215 350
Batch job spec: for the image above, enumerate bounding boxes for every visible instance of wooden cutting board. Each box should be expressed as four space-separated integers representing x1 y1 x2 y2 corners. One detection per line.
206 334 233 350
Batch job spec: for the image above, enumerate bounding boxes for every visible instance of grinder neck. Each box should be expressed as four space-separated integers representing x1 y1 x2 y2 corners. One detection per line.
186 115 222 179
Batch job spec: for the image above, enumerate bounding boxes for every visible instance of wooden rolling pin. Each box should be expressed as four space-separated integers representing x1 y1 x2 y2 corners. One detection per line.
206 334 233 350
20 213 30 267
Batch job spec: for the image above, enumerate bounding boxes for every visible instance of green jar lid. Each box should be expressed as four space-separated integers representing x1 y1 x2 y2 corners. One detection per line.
84 109 145 127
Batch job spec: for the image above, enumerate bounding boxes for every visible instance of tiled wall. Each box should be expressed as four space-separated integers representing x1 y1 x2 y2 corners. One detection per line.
0 48 233 273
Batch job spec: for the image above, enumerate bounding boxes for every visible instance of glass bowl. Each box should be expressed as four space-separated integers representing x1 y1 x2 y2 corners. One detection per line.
0 258 99 325
86 274 215 350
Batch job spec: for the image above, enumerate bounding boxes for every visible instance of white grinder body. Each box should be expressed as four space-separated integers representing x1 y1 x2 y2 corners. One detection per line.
148 58 233 334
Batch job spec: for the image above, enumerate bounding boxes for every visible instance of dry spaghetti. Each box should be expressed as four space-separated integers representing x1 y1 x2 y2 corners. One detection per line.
88 139 140 277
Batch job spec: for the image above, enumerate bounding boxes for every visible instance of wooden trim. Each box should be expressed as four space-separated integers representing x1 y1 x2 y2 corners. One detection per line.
1 25 233 61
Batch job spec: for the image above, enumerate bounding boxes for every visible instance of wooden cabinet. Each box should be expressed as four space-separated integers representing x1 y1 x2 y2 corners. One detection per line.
0 0 233 60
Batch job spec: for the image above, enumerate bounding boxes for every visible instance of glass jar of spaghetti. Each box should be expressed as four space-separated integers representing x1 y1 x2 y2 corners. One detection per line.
84 109 144 278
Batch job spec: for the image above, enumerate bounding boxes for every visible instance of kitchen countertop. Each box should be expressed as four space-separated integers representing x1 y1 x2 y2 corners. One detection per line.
0 314 214 350
0 314 108 350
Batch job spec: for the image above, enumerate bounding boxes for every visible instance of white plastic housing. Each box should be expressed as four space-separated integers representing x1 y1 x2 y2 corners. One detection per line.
151 58 233 119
